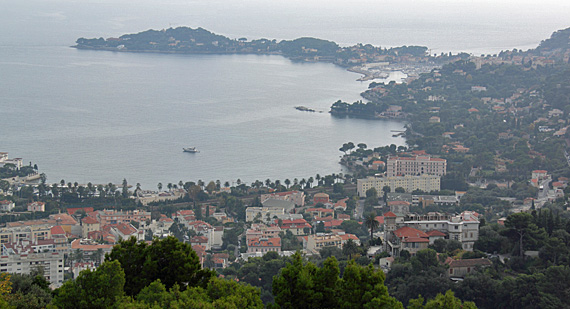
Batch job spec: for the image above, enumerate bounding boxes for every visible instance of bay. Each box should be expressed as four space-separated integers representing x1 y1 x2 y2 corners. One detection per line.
0 0 568 188
0 46 405 188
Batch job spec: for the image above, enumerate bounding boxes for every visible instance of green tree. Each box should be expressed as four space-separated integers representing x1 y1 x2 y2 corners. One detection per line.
105 236 214 296
273 253 402 308
342 239 359 259
504 212 533 257
364 213 380 242
52 260 125 309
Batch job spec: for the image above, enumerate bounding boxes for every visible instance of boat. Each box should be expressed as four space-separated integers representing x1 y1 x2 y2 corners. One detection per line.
183 147 199 153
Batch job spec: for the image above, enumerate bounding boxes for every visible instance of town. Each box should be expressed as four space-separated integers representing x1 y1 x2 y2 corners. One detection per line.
1 26 570 308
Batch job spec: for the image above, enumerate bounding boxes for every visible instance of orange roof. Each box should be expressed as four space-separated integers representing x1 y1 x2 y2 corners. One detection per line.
532 170 547 173
50 225 65 235
338 233 359 241
375 216 384 224
384 211 397 217
115 223 137 235
324 220 344 228
394 226 428 239
67 207 94 215
426 230 446 237
82 216 99 224
50 213 78 226
248 237 281 247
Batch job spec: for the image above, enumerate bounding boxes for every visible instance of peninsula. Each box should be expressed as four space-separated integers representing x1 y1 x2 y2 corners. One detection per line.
73 26 462 80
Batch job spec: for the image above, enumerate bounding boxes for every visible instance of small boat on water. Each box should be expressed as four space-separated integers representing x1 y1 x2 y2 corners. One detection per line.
183 147 199 153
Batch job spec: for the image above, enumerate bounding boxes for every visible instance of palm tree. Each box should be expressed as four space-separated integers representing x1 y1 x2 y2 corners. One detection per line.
265 179 271 188
364 213 380 243
224 181 230 188
342 239 359 259
167 183 173 191
284 179 291 189
157 182 163 192
300 178 306 189
307 177 314 188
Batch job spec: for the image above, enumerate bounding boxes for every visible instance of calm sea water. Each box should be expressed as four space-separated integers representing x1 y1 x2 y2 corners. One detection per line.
0 0 568 189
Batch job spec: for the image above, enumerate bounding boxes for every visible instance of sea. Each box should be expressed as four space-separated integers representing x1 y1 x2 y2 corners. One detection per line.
0 0 569 189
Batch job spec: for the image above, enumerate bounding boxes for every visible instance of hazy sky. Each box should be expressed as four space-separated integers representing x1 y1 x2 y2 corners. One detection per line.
0 0 569 53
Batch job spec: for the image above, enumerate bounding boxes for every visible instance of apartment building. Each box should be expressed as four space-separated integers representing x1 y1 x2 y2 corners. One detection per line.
0 243 64 288
357 174 441 196
386 155 446 177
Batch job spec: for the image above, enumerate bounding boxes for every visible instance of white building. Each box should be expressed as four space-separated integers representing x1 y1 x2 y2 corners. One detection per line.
357 174 441 197
384 211 480 251
0 243 64 288
386 155 447 177
0 200 15 212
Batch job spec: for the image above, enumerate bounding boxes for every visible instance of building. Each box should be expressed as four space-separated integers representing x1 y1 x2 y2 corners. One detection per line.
246 207 285 223
70 239 114 263
246 224 282 243
0 225 53 244
0 243 64 288
387 201 411 214
386 155 446 177
95 209 151 226
384 211 480 252
385 226 430 256
0 200 15 212
279 219 311 235
27 201 45 212
261 191 305 206
81 216 100 238
247 237 281 254
306 233 342 253
313 193 330 204
532 170 548 180
446 258 492 278
357 174 441 197
305 208 334 218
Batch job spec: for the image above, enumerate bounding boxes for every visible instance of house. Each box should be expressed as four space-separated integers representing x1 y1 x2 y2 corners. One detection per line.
306 233 342 253
82 216 100 238
426 230 446 244
446 258 492 278
333 198 349 211
531 170 548 180
247 237 281 254
279 219 311 235
0 200 15 212
50 213 79 235
191 236 209 249
27 201 45 212
385 226 430 256
313 193 330 204
108 223 142 241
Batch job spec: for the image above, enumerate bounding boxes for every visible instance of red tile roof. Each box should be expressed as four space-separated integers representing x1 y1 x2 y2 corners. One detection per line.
50 225 66 235
426 230 446 237
82 216 99 224
248 237 281 247
383 211 397 217
394 226 428 239
67 207 94 215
